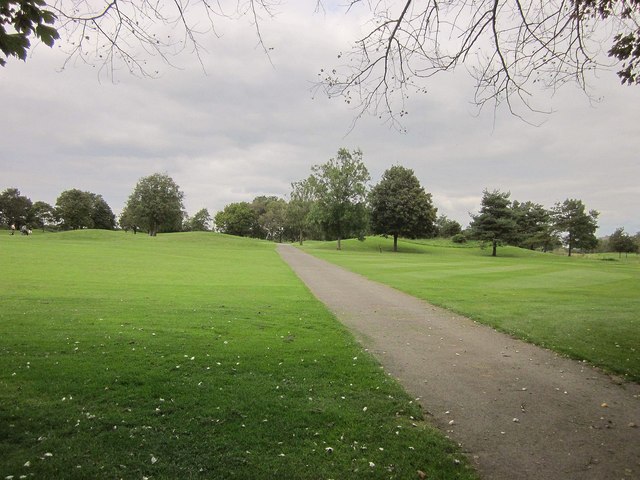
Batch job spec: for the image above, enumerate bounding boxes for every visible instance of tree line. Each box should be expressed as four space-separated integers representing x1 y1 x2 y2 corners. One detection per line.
2 149 638 256
212 148 637 257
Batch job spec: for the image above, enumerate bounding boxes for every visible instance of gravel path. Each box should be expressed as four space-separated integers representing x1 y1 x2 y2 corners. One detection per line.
277 244 640 480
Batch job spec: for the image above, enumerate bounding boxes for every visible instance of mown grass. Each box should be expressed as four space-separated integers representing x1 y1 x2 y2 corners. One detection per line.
300 236 640 382
0 230 477 479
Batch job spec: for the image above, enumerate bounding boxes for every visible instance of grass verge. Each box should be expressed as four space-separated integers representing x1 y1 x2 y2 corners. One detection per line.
1 230 477 479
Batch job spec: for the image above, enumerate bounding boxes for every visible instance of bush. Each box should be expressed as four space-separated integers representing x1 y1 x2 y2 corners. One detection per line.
452 233 467 244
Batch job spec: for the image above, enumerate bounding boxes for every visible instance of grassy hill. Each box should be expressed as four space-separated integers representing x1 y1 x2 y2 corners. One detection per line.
300 236 640 381
0 231 477 479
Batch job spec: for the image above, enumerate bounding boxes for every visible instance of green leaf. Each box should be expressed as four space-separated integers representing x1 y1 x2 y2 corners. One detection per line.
35 23 59 47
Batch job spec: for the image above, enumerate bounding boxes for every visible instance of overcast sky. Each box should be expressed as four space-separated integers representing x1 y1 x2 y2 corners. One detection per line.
2 3 639 236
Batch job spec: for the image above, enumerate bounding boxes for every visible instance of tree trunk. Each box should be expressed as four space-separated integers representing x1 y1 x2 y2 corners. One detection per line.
567 234 573 256
299 231 303 245
337 237 342 250
393 233 398 252
492 239 497 257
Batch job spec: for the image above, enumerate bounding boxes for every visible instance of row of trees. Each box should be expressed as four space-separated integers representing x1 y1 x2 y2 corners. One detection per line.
0 175 209 235
3 154 636 257
214 149 442 252
0 187 116 231
214 148 635 257
469 191 601 257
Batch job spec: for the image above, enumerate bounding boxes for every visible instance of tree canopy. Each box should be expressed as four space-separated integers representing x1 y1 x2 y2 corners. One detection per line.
512 201 557 251
183 208 212 232
308 148 370 250
124 173 185 236
608 227 638 257
286 177 315 245
469 189 517 256
55 189 115 230
551 198 599 256
0 187 32 227
369 165 437 251
30 200 56 231
214 202 257 237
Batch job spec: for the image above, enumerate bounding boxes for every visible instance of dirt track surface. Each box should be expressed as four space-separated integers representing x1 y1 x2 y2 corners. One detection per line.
277 244 640 480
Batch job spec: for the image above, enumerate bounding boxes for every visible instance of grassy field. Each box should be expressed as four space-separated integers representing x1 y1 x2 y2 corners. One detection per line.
0 231 477 479
300 237 640 382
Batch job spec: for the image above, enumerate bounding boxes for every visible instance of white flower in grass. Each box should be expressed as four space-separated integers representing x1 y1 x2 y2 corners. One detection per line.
151 456 158 464
369 462 375 468
44 453 53 457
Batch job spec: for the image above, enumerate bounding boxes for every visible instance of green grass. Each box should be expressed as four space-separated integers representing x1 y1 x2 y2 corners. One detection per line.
300 236 640 382
0 230 477 479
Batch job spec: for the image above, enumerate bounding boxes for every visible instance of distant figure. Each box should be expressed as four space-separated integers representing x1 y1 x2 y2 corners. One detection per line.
10 224 15 235
20 225 28 235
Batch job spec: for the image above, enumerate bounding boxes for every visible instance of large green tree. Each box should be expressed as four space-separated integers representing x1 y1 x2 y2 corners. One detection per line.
183 208 212 232
255 197 287 242
124 173 185 236
286 177 315 245
55 189 115 230
469 189 517 257
250 196 288 240
607 227 638 257
369 165 437 252
55 188 94 230
91 194 116 230
512 201 556 251
30 200 56 231
214 202 257 237
551 199 599 256
435 215 462 238
309 148 370 250
0 187 32 228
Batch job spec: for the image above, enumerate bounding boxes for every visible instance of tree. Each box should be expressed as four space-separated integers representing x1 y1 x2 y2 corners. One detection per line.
369 165 437 252
5 2 639 125
469 189 517 257
56 188 94 229
309 148 370 250
250 196 287 240
184 208 212 232
286 177 315 245
55 189 115 230
0 187 32 228
320 1 640 127
90 194 116 230
551 199 599 256
0 0 58 67
214 202 258 237
124 173 185 236
1 1 275 75
30 200 57 231
512 201 556 251
608 227 638 257
255 197 287 242
435 215 462 238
